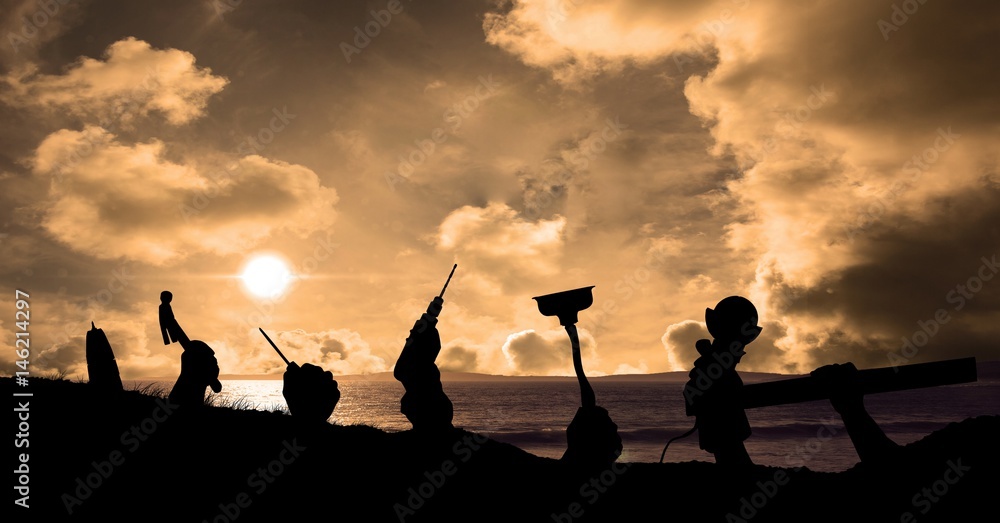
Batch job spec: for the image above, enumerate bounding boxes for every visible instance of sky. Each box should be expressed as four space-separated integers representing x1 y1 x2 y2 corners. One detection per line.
1 0 998 380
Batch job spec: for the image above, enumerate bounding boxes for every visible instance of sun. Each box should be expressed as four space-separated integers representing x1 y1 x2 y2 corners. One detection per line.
240 255 293 298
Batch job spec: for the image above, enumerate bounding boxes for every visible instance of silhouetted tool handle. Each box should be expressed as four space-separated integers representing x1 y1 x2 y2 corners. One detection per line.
565 324 596 409
259 328 292 366
439 263 457 299
738 357 977 410
424 264 457 319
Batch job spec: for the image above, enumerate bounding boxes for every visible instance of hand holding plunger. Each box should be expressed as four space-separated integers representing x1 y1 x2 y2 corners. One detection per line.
533 286 621 469
532 286 597 408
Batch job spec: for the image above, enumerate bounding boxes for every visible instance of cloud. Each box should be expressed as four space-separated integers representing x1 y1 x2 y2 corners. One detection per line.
25 309 389 379
209 328 389 377
269 329 388 376
483 0 722 83
489 0 1000 370
1 37 228 125
32 330 87 377
436 202 566 288
679 0 1000 367
515 115 629 222
614 361 649 374
661 318 792 373
3 0 996 381
660 319 705 370
502 327 596 375
30 127 338 264
0 320 24 376
517 158 574 219
438 344 480 372
30 318 175 380
647 235 685 259
0 0 87 63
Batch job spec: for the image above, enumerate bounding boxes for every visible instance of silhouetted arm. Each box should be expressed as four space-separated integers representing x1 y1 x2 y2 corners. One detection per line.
835 396 900 464
812 363 900 465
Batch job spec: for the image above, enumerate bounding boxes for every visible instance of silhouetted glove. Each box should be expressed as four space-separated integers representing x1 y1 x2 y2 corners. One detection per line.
283 362 340 423
563 405 623 469
426 296 443 318
695 338 713 357
169 341 222 407
395 321 442 383
811 362 864 415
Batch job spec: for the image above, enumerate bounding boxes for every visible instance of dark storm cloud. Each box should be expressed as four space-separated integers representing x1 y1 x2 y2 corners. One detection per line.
782 187 1000 368
438 344 479 372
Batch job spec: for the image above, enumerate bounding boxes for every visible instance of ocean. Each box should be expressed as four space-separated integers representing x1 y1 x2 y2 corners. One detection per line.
132 376 999 472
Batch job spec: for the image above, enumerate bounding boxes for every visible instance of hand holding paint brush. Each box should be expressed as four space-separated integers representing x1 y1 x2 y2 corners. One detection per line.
260 328 340 422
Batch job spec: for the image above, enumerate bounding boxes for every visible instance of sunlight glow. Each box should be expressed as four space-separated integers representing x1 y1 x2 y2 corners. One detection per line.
240 255 292 298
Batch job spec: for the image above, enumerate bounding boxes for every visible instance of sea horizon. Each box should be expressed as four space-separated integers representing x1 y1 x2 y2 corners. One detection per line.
128 357 1000 383
120 359 1000 473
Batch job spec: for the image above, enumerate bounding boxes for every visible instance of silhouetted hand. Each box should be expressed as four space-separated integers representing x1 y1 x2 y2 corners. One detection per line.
563 405 623 469
812 362 901 464
283 362 340 423
395 322 442 383
811 362 864 415
169 340 221 407
426 296 443 318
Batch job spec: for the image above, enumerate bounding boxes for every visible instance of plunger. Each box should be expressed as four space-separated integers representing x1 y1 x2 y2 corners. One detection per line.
533 286 596 408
